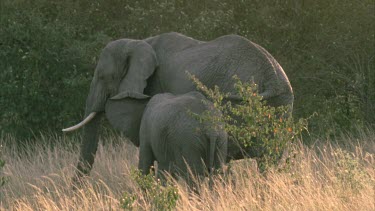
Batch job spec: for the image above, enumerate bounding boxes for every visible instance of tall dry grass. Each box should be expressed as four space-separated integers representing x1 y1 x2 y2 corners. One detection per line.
0 130 374 210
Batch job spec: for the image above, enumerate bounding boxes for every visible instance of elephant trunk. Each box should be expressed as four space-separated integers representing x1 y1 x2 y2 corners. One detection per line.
72 83 107 179
62 74 108 132
74 112 103 181
61 92 106 132
86 78 109 113
65 80 108 183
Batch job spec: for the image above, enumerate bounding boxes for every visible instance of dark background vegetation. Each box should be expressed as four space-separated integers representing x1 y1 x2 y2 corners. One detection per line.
1 0 374 140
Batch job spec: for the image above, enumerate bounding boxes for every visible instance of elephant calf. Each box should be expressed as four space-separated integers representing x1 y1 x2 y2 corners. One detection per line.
139 91 228 181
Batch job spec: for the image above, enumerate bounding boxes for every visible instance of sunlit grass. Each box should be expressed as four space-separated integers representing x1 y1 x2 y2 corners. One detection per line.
1 130 374 210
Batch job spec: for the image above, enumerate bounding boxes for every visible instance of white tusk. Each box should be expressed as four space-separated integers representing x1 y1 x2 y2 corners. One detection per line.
62 112 97 132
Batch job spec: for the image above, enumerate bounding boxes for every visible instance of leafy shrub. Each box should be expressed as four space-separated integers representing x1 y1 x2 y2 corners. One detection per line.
121 169 179 211
334 148 371 193
190 74 308 169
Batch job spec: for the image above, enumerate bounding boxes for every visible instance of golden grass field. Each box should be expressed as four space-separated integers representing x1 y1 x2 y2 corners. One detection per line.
0 130 374 210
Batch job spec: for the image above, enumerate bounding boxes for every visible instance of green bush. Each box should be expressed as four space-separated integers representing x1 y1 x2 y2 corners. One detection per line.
190 74 308 169
334 148 371 193
121 169 179 211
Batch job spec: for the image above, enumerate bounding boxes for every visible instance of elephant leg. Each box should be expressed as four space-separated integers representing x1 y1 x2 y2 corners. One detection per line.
138 143 155 175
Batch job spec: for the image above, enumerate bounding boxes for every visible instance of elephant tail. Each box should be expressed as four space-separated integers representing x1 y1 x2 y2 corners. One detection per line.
208 135 216 173
208 134 217 187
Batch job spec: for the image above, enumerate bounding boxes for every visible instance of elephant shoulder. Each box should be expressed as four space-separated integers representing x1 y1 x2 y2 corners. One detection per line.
147 93 175 108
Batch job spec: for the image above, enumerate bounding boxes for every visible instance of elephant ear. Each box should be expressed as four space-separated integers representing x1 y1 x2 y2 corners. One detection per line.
116 40 158 96
105 92 151 147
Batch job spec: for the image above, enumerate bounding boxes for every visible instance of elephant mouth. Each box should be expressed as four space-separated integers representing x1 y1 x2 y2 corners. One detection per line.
62 112 97 132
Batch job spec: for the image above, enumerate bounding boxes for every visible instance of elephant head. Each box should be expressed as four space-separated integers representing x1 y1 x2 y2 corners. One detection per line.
63 39 158 131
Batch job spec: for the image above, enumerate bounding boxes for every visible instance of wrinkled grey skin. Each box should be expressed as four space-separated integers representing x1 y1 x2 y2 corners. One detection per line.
74 32 293 178
138 92 227 181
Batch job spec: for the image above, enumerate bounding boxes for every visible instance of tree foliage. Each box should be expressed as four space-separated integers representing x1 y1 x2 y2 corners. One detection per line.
0 0 374 139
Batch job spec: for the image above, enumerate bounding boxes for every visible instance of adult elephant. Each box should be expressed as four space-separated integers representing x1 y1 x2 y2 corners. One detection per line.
63 32 293 179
